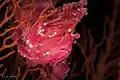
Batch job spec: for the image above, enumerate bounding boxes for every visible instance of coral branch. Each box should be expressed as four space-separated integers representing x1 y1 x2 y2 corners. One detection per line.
21 68 40 80
0 68 7 77
0 51 15 61
0 38 18 51
16 67 20 80
0 0 10 10
0 20 26 37
0 0 19 28
0 64 3 68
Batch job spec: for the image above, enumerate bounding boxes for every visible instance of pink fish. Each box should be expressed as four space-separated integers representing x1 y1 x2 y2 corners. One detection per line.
15 0 87 79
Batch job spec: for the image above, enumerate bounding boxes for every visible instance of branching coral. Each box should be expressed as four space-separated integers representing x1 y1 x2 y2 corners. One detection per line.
76 6 120 80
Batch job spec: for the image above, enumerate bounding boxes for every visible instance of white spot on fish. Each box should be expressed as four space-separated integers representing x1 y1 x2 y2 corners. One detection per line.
72 13 77 16
68 28 72 32
26 40 29 44
39 44 43 46
43 51 49 56
77 8 80 11
37 29 44 34
36 50 40 53
48 32 57 37
43 22 47 26
29 44 33 48
28 49 31 52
